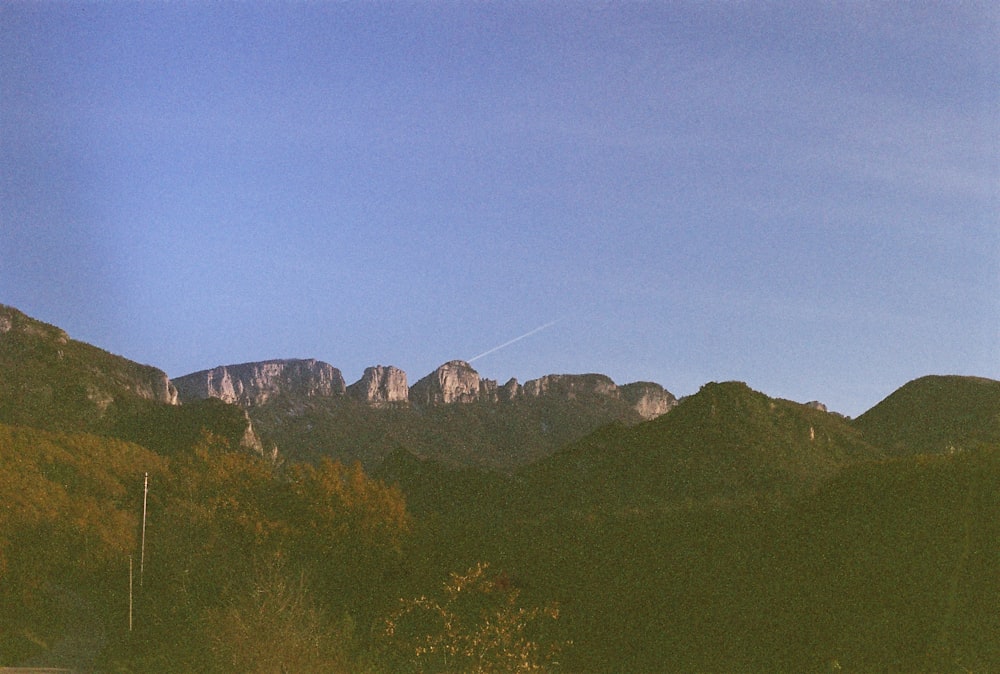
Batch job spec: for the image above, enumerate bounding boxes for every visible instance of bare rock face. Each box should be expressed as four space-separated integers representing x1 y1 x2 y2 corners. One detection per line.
499 378 521 402
173 359 346 406
240 410 266 455
132 371 180 406
479 378 499 403
523 374 619 400
409 360 482 405
805 401 828 412
620 381 678 420
347 365 409 405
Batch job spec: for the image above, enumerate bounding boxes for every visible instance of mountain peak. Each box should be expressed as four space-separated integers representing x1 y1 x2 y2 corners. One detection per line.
410 360 483 405
173 359 346 406
854 374 1000 455
346 365 409 405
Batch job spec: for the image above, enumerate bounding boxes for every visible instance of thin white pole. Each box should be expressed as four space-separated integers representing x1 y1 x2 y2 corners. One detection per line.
140 472 148 587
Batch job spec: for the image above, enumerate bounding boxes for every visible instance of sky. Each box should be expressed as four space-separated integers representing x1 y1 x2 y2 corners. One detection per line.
1 1 997 417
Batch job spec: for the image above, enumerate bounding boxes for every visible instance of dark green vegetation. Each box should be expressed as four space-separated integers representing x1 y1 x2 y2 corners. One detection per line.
246 385 651 470
2 304 998 671
855 374 1000 456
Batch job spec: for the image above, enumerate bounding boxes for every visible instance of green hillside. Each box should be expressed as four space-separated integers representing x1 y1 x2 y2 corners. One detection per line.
855 374 1000 455
3 304 998 671
0 305 259 454
520 381 883 512
0 305 175 432
376 437 998 671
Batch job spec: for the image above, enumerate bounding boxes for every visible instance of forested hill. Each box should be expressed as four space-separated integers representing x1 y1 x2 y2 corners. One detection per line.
2 303 998 671
854 374 1000 455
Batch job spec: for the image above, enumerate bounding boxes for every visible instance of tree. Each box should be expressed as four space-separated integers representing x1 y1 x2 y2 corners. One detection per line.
384 562 568 672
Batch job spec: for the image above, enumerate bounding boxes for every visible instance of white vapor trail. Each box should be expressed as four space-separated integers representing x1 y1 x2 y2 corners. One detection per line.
468 320 560 363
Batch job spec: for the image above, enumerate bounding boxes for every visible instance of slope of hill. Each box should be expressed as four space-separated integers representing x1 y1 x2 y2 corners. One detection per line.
0 423 167 668
375 390 999 671
0 305 261 454
519 381 883 512
246 388 657 470
854 375 1000 455
0 305 177 432
3 303 998 670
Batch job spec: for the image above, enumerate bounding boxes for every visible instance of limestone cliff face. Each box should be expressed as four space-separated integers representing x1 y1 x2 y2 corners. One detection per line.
409 360 482 405
479 378 499 403
130 370 180 406
522 373 619 400
347 365 409 405
173 359 346 406
499 378 521 402
620 382 678 420
171 354 678 423
238 409 267 456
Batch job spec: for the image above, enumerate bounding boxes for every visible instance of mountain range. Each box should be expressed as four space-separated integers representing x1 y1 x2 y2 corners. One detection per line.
4 301 999 475
2 302 998 671
3 302 998 472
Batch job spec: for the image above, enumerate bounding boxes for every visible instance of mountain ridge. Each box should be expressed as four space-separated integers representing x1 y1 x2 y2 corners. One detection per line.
4 303 997 472
2 302 997 671
516 380 884 511
854 374 1000 455
0 304 261 454
173 357 679 421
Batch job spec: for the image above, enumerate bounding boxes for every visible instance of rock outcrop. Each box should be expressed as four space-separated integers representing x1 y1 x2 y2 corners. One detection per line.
347 365 409 405
173 359 346 406
499 378 521 402
172 356 677 422
239 410 268 456
409 360 483 405
130 370 180 406
620 382 679 420
522 373 619 399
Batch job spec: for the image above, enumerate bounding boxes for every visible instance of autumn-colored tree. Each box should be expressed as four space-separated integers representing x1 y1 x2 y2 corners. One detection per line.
281 458 410 614
0 423 164 664
384 562 568 673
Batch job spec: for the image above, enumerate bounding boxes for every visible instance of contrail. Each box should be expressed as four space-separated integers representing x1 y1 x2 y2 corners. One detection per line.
468 320 560 363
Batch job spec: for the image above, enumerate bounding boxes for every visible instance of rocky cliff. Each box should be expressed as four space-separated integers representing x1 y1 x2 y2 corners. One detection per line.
172 355 678 422
173 359 346 406
409 360 482 405
620 381 679 420
347 365 409 405
522 373 619 400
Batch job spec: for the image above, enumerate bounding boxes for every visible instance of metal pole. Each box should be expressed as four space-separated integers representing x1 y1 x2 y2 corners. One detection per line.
140 472 148 587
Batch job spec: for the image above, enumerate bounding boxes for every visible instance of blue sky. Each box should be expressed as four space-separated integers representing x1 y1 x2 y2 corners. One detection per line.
2 1 997 417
